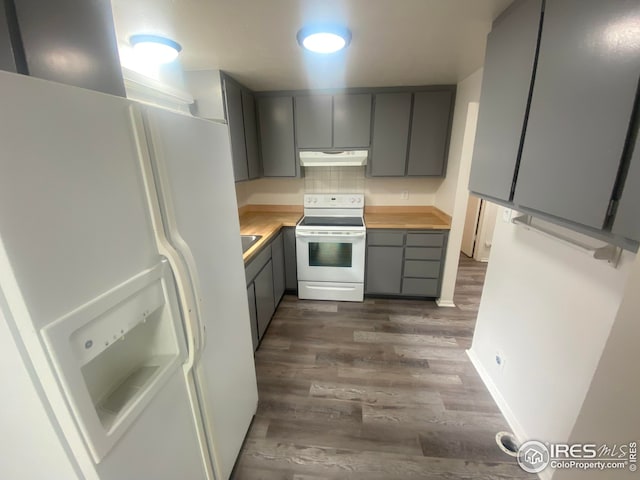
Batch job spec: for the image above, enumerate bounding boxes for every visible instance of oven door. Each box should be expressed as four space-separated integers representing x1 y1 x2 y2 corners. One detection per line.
296 231 366 283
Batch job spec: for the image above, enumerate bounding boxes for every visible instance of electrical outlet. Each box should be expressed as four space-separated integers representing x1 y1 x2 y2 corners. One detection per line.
495 351 506 371
401 190 409 200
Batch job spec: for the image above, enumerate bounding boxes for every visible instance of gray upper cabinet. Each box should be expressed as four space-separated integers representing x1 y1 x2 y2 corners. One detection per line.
613 135 640 241
295 95 333 149
294 93 372 150
258 96 297 177
407 91 454 176
12 0 125 96
242 90 261 180
370 92 412 176
468 0 543 201
0 1 18 72
513 0 640 230
224 79 249 182
333 94 372 148
222 74 261 182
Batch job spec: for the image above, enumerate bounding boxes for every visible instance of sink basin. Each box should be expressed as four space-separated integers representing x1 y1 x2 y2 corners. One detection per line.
241 235 262 253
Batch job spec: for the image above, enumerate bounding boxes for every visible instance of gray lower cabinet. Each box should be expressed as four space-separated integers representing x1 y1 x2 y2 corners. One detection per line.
283 227 297 290
271 231 285 304
370 93 412 176
469 0 542 202
407 91 454 176
366 229 448 298
245 229 288 351
366 246 403 294
246 284 258 351
258 96 297 177
295 95 332 149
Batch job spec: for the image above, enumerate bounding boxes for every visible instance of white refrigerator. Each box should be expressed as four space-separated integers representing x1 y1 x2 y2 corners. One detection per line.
0 70 258 479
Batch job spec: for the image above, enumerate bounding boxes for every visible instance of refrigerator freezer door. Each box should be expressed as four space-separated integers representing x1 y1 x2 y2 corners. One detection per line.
0 71 205 479
142 105 258 479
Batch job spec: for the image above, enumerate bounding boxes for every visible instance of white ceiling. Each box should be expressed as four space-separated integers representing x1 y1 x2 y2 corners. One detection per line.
111 0 512 91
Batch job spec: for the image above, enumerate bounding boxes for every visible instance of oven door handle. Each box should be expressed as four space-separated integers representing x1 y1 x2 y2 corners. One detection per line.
296 232 366 239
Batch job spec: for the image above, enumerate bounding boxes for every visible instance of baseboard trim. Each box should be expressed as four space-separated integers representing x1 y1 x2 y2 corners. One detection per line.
466 348 552 480
435 298 456 308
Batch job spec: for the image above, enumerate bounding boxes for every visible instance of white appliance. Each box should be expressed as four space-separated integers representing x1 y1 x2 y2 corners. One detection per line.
0 71 257 480
299 150 368 167
296 194 366 301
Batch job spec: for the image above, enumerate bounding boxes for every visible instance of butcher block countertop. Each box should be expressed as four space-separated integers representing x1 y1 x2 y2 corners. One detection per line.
364 206 451 230
238 205 302 263
238 204 451 263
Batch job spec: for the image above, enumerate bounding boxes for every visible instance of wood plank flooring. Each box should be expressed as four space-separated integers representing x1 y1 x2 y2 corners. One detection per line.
232 255 533 479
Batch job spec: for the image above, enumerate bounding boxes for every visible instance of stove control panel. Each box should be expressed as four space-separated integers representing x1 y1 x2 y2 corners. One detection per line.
304 194 364 208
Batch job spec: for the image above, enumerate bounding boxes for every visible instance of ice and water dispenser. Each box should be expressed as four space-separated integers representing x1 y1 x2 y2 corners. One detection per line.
42 259 188 462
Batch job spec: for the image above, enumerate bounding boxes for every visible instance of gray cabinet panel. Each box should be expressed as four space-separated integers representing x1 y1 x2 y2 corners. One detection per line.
258 96 297 177
271 232 285 304
245 244 271 285
333 94 372 148
405 247 442 260
13 0 125 96
283 227 297 290
224 79 249 182
371 93 412 176
247 284 258 351
254 260 275 340
0 1 18 72
404 260 440 278
407 91 453 176
514 0 639 229
468 0 543 201
242 90 261 180
406 233 444 247
367 231 405 246
402 278 439 297
295 95 332 149
613 134 640 241
365 246 403 294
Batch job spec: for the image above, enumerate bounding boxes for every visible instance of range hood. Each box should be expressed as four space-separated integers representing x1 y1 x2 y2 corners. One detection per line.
299 150 368 167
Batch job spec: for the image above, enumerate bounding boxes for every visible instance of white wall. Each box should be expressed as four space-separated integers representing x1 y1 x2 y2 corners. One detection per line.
435 68 484 306
469 208 635 448
435 69 484 216
554 251 640 480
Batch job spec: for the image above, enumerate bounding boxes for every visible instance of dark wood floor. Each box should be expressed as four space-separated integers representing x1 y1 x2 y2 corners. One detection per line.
232 255 533 479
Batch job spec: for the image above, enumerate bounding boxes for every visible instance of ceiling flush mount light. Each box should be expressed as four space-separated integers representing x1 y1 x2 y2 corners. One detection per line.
297 25 351 54
130 34 182 64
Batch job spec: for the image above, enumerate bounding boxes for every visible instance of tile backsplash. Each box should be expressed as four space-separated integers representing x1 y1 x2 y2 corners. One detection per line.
303 166 365 193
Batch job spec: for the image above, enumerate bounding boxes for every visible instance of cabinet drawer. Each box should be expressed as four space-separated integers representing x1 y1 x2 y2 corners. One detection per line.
403 260 440 278
245 243 271 285
367 230 405 246
404 247 442 260
402 278 439 297
406 233 444 247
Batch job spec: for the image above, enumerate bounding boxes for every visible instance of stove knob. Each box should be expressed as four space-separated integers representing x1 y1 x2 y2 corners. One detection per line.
313 198 318 204
350 197 356 203
357 197 362 203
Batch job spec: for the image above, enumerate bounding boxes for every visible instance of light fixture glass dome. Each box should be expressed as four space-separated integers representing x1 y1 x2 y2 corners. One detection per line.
130 34 182 64
297 25 351 54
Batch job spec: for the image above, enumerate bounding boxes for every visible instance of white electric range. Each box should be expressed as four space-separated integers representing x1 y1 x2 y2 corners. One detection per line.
295 194 366 302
